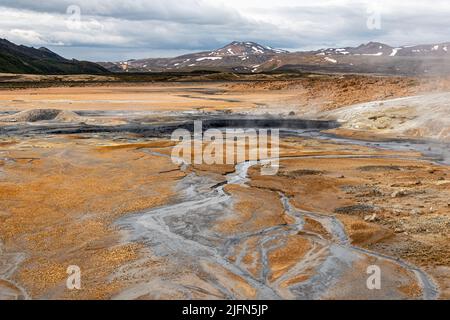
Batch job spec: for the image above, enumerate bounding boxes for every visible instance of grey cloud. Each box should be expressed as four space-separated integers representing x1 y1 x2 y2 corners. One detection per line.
1 0 450 61
0 0 244 25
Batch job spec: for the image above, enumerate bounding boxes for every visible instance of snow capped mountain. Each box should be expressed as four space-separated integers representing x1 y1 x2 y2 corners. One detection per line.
99 40 450 75
316 42 394 57
396 42 450 56
315 41 450 57
209 41 289 57
104 41 289 73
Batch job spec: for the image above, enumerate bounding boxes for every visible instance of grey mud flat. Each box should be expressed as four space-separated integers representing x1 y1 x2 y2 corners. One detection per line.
114 144 441 300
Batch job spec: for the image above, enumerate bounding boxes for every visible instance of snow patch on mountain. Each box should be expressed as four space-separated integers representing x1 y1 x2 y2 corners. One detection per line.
390 48 401 56
196 57 223 61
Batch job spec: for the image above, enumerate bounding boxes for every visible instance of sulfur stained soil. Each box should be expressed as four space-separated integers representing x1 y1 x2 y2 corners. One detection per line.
246 139 450 298
0 75 449 300
0 136 183 299
1 74 450 114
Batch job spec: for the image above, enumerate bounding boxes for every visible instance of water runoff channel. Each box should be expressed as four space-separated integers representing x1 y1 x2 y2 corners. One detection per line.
112 117 443 300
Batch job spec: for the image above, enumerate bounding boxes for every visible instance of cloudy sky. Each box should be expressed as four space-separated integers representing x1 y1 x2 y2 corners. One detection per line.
1 0 450 61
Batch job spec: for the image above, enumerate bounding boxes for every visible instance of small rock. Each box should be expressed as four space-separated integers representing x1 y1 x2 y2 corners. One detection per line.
391 189 408 198
364 213 378 222
394 228 405 233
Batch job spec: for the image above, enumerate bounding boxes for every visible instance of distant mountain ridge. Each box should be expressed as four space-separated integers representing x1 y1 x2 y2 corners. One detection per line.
100 40 450 76
0 38 108 75
314 41 450 57
101 41 290 73
2 37 449 76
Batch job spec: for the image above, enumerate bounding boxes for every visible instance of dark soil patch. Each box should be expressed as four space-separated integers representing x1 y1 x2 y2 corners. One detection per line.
334 204 378 215
278 169 324 178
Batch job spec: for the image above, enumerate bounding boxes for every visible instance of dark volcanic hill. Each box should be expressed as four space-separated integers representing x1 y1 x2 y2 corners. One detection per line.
0 39 108 74
100 40 450 76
